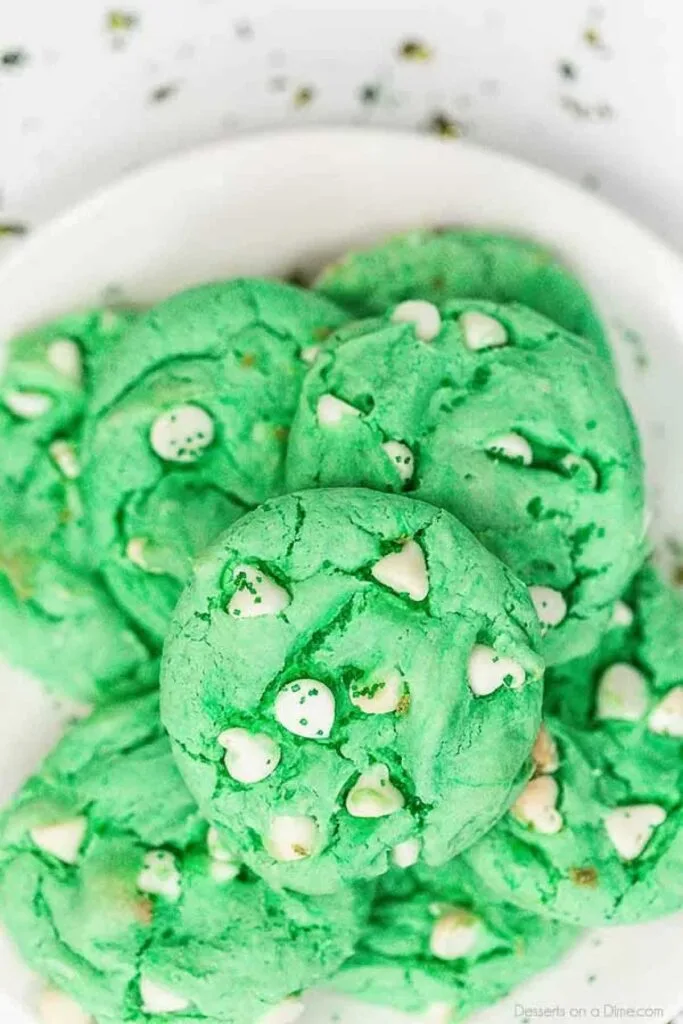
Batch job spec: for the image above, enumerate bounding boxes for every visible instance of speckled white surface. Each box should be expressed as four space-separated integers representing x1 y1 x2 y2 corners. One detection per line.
1 0 683 260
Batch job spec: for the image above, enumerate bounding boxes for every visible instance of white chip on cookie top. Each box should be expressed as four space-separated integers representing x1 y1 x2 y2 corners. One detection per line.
429 905 479 960
125 537 165 575
529 586 567 630
460 311 508 351
30 817 87 864
139 978 190 1014
345 763 405 818
485 433 533 466
299 345 321 365
274 679 335 739
49 440 81 480
596 663 648 723
218 727 281 784
604 804 666 861
648 687 683 738
381 440 415 484
610 600 634 629
349 668 404 715
467 644 525 697
511 776 563 834
560 453 598 488
207 827 240 882
391 300 442 342
38 987 94 1024
371 539 429 601
316 393 361 427
149 403 215 463
266 815 319 861
47 339 83 383
391 837 421 869
4 390 53 419
227 564 290 619
136 849 182 901
423 1004 454 1024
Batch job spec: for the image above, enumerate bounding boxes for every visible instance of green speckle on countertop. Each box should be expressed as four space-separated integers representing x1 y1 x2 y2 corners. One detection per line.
359 83 381 105
397 38 433 62
0 222 28 237
293 85 315 108
1 49 28 69
149 82 179 104
426 112 466 138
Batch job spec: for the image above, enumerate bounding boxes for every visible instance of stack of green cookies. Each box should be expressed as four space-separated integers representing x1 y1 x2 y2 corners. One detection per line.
0 229 680 1024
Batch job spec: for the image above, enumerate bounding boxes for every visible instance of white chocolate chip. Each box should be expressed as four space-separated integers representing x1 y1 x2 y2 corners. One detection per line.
227 563 290 619
349 669 404 715
136 850 181 901
610 600 634 629
210 860 240 883
391 300 442 341
460 311 507 350
139 978 190 1014
49 440 81 479
423 1004 454 1024
266 815 319 861
47 339 83 383
149 404 215 463
4 390 53 419
345 764 405 818
529 585 567 630
560 453 598 488
429 906 479 960
604 804 666 861
391 837 421 868
596 663 648 722
218 727 281 784
125 537 165 575
467 644 525 697
38 987 93 1024
486 433 533 466
207 827 240 882
274 678 335 739
648 687 683 738
257 998 306 1024
316 394 361 427
382 440 415 484
511 776 563 834
532 724 559 775
300 345 321 365
30 817 87 864
371 539 429 601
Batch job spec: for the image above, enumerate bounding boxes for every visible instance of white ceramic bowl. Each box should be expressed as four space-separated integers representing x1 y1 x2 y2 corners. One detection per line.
0 129 681 1024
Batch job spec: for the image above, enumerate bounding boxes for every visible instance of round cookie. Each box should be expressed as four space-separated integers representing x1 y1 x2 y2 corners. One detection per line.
332 859 579 1020
0 311 151 702
315 228 611 363
460 565 683 926
161 488 544 895
285 299 645 664
84 280 346 643
0 690 370 1024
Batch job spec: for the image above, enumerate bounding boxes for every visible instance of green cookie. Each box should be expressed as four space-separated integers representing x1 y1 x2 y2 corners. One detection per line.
0 690 370 1024
460 566 683 925
315 228 611 362
0 311 152 702
333 859 579 1019
286 299 645 664
161 488 543 895
84 280 347 644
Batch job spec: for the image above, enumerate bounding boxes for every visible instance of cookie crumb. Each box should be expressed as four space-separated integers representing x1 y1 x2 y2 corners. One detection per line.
569 866 599 888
